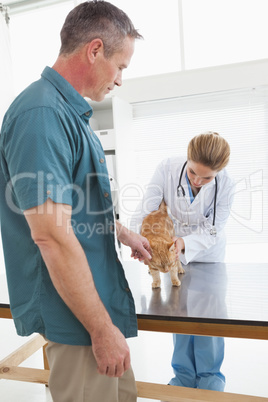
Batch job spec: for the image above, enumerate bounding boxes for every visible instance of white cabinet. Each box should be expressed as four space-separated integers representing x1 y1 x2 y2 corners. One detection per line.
86 96 134 243
94 129 116 151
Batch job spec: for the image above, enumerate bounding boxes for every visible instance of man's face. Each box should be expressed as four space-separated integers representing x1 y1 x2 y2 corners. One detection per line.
89 36 135 101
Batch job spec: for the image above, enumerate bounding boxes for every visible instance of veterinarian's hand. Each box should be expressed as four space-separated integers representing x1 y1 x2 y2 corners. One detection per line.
173 237 185 259
116 221 152 262
91 324 131 378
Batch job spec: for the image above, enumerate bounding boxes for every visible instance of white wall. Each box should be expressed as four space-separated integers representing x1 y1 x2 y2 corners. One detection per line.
0 12 13 275
0 12 14 124
0 232 5 275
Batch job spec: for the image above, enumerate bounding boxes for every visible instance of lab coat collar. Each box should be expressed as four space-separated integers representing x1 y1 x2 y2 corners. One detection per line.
181 171 216 209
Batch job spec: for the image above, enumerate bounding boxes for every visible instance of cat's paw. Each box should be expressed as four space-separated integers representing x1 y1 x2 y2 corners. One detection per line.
172 278 181 287
152 281 161 289
177 264 185 274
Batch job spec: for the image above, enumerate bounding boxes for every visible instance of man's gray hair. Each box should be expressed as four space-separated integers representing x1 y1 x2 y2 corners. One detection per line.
59 0 143 57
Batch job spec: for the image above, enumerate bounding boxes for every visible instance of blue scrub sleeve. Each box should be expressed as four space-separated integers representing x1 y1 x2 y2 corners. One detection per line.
3 107 74 211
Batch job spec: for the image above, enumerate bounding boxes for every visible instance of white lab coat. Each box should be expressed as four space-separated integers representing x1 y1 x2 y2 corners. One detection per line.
131 157 235 264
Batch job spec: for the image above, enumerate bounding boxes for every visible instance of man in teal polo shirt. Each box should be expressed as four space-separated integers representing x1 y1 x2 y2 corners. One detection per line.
0 2 151 401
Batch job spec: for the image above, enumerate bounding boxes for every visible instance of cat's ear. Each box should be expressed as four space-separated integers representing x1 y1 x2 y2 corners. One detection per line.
168 242 175 252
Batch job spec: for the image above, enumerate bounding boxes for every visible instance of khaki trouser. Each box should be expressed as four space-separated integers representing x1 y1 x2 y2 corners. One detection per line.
45 340 137 402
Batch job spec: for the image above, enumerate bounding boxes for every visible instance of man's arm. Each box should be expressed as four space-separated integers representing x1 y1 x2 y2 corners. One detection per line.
24 198 130 378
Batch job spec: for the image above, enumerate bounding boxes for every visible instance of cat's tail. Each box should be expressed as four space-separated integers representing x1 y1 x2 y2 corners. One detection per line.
159 199 167 212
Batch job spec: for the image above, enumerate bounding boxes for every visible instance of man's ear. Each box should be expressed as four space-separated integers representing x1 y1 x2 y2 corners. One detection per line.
86 38 104 63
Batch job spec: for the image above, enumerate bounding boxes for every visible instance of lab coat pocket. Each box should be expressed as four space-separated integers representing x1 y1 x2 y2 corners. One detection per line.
205 208 213 219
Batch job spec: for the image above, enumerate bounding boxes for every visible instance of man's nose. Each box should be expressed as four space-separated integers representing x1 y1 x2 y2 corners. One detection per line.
115 71 122 87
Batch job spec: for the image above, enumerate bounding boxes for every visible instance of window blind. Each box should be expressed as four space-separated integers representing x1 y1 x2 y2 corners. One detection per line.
131 87 268 245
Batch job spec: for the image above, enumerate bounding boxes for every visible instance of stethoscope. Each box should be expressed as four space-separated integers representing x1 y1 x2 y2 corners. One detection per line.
177 161 218 236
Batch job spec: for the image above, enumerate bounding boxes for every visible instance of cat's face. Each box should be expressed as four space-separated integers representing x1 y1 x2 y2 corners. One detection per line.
149 240 177 273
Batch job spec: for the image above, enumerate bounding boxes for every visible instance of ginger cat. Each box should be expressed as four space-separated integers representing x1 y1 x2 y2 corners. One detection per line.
141 200 185 289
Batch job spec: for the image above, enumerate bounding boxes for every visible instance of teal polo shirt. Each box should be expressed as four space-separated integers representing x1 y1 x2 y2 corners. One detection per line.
0 66 137 345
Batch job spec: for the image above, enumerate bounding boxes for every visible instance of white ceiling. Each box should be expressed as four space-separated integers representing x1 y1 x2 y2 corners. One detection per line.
4 0 64 4
3 0 70 14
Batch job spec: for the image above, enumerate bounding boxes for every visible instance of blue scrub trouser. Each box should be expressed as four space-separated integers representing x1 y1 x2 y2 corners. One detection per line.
169 334 225 391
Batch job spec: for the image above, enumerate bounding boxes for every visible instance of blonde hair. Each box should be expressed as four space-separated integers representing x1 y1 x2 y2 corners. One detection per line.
187 131 230 171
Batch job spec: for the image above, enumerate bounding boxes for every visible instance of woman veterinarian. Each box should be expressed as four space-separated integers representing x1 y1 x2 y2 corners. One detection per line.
132 131 235 391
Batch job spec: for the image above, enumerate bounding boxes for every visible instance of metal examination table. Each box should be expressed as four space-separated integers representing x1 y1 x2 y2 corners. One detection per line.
1 261 268 401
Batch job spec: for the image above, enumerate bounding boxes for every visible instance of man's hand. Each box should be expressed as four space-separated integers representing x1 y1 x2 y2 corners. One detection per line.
91 324 130 377
116 221 152 262
129 233 151 263
129 232 151 262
